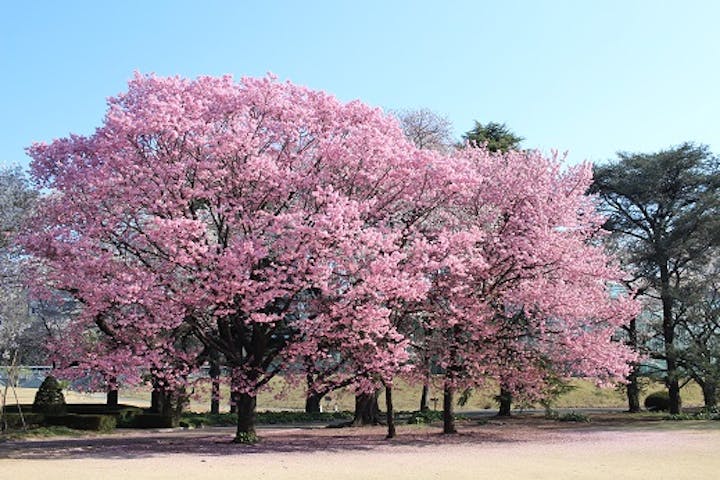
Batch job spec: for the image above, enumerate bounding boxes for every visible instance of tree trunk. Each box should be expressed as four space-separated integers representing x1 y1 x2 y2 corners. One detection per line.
305 371 324 413
209 359 221 415
351 391 382 426
229 373 240 414
150 387 164 414
385 385 396 439
419 356 431 411
210 379 221 415
106 388 119 407
234 393 257 443
660 263 681 414
626 366 641 413
625 318 641 413
305 393 323 413
443 385 457 434
497 386 512 417
702 380 717 408
420 383 430 412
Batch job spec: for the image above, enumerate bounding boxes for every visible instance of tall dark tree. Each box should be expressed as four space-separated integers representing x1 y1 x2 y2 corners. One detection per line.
591 143 720 414
675 271 720 408
462 121 523 153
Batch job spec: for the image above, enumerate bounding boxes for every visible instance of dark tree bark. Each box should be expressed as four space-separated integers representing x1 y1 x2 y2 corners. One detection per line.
305 393 323 414
385 385 396 439
149 384 187 427
420 383 430 412
150 387 164 414
661 263 682 414
497 386 512 417
624 318 642 413
209 359 221 415
230 390 239 414
304 372 324 413
626 368 641 413
351 391 382 426
234 393 257 443
106 388 119 407
701 380 718 408
443 385 457 434
106 377 118 407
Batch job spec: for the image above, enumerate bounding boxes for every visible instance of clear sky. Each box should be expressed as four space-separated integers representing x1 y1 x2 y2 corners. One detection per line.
2 0 719 171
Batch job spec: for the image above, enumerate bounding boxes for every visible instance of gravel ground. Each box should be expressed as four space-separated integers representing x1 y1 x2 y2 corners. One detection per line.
2 419 719 479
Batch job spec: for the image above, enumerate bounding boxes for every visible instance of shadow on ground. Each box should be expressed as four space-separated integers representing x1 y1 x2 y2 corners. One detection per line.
3 414 718 460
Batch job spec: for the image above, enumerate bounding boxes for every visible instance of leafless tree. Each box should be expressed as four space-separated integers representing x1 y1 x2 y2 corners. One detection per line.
392 108 454 152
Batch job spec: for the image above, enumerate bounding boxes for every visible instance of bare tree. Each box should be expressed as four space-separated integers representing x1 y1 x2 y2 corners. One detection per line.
393 108 454 151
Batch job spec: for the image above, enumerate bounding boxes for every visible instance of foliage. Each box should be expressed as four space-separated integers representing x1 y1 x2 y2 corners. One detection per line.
44 413 116 432
461 121 523 152
21 73 638 440
663 407 716 420
592 142 720 414
32 375 66 415
406 409 444 424
233 431 259 444
546 410 591 422
127 413 177 429
180 410 353 428
663 406 720 421
644 391 680 412
0 412 45 429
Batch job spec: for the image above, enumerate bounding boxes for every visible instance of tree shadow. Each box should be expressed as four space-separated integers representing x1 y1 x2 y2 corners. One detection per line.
0 423 529 460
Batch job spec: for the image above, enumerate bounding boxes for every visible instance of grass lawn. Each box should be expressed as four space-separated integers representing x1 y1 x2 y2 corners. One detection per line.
4 376 706 414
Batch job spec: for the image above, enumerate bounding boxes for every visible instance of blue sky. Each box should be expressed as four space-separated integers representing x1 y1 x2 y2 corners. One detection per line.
2 0 719 171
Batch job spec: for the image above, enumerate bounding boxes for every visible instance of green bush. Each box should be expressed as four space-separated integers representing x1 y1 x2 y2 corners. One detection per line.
664 406 720 421
546 411 591 423
180 412 236 428
1 412 46 429
256 410 352 424
44 414 116 432
644 391 679 412
115 407 143 427
130 414 176 429
32 375 67 416
407 410 444 425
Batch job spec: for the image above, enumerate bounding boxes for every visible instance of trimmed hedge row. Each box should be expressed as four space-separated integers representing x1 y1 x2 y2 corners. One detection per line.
1 413 46 429
2 413 116 432
44 414 117 432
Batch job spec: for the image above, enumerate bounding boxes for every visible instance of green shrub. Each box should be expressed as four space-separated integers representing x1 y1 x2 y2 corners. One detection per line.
404 410 467 425
407 410 444 425
664 407 720 421
233 431 259 444
44 414 116 432
548 411 591 423
644 391 679 412
180 412 235 428
256 410 351 424
1 412 46 429
115 407 143 427
32 375 67 416
130 414 176 429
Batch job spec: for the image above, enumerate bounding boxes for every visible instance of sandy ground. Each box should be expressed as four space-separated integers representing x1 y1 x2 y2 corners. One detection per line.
2 420 719 479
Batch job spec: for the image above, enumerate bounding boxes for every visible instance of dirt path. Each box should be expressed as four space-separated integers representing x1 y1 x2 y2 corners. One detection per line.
2 421 719 479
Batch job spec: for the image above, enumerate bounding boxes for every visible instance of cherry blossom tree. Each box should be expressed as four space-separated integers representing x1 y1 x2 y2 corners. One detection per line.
22 74 433 442
423 147 639 433
21 73 638 442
